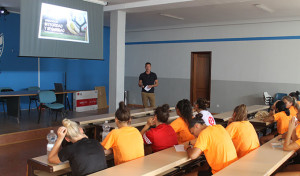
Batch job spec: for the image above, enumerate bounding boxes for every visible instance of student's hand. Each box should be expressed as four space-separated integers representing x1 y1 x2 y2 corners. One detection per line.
147 117 155 126
57 127 67 139
184 144 191 151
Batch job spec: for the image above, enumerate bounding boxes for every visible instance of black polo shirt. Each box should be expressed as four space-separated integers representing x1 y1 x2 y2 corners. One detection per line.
139 71 157 93
58 138 107 176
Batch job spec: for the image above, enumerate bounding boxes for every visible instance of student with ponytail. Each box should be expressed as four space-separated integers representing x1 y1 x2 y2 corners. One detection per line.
140 104 178 152
226 104 260 158
48 119 107 176
170 99 195 144
260 101 292 144
101 102 144 165
193 98 216 126
282 96 300 117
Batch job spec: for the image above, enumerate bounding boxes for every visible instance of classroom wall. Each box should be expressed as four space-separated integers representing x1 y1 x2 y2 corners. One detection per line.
125 19 300 113
0 13 110 111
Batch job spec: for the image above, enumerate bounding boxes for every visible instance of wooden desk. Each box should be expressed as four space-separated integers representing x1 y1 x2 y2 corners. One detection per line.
214 136 295 176
0 90 77 123
74 107 175 125
214 105 269 122
27 155 70 176
90 145 191 176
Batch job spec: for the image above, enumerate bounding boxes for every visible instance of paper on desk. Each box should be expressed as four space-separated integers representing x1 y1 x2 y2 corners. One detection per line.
144 85 151 92
174 145 186 152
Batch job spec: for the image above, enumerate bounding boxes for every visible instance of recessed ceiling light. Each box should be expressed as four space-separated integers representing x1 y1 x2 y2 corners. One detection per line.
160 13 184 20
254 4 274 13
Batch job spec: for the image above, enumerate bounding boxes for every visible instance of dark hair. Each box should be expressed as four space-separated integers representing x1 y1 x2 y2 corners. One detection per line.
195 98 210 110
188 113 205 128
275 100 290 116
289 91 300 101
176 99 193 124
154 104 170 123
145 62 151 67
233 104 248 121
115 102 131 122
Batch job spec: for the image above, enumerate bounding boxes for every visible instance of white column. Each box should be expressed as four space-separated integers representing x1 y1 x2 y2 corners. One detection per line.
109 11 126 112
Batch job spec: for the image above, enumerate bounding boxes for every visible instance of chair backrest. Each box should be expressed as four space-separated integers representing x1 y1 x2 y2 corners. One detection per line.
274 93 288 101
54 83 64 92
39 91 56 104
28 86 40 91
0 87 12 92
1 88 14 92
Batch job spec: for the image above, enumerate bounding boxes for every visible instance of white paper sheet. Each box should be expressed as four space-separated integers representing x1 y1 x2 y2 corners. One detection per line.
144 85 151 92
174 145 186 152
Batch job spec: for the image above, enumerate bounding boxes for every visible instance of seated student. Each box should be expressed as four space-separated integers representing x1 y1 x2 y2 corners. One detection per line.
48 119 107 176
260 101 292 144
275 116 300 176
140 104 178 152
282 96 299 117
185 114 238 175
226 104 260 158
289 91 300 105
101 102 144 165
170 99 195 144
193 98 216 126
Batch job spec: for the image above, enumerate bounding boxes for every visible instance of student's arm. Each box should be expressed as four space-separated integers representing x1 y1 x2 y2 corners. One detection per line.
104 148 113 155
48 127 66 164
140 117 155 136
185 145 202 159
264 115 275 122
283 118 300 151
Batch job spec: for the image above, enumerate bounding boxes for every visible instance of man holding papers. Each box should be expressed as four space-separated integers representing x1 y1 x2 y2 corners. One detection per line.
139 62 158 107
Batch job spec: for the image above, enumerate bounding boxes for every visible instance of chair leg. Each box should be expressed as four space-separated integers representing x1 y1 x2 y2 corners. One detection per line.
55 111 58 121
29 99 31 113
35 100 38 110
38 107 42 123
3 102 5 114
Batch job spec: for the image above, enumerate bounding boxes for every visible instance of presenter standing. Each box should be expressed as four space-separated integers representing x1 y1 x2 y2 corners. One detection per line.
138 62 158 108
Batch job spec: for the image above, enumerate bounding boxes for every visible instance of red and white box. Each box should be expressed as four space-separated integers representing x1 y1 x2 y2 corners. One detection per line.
73 90 98 112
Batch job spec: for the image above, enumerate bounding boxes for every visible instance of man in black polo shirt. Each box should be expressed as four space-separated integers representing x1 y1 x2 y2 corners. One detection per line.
138 62 158 108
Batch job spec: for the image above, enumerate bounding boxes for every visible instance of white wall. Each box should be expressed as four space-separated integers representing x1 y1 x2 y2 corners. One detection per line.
125 19 300 112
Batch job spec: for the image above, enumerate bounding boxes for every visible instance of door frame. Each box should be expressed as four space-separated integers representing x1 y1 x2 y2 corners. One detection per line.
190 51 212 104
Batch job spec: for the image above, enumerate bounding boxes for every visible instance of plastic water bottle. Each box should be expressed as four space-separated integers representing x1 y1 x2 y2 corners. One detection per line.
102 121 110 142
47 130 57 155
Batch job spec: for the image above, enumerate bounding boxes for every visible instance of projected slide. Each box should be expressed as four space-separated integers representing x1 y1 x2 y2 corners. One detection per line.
38 3 89 43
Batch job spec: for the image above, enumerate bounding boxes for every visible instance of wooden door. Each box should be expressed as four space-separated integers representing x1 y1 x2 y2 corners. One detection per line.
190 52 211 105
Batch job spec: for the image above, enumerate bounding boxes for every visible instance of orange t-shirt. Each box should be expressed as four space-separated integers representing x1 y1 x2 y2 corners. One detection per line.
289 106 298 117
194 125 238 174
170 117 195 144
226 121 260 158
273 111 292 134
101 126 144 165
296 123 300 139
296 138 300 147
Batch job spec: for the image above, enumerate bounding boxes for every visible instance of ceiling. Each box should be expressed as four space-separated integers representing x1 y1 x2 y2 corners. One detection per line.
2 0 300 30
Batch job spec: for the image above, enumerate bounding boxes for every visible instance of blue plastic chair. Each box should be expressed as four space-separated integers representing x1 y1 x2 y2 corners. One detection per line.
274 93 288 102
38 91 64 123
28 86 40 113
0 87 13 114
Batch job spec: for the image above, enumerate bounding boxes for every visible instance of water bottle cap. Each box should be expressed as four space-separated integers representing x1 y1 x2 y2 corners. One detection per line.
50 130 54 133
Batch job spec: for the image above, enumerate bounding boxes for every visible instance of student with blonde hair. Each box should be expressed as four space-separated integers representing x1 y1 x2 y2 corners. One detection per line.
48 119 107 176
101 102 144 165
226 104 260 158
